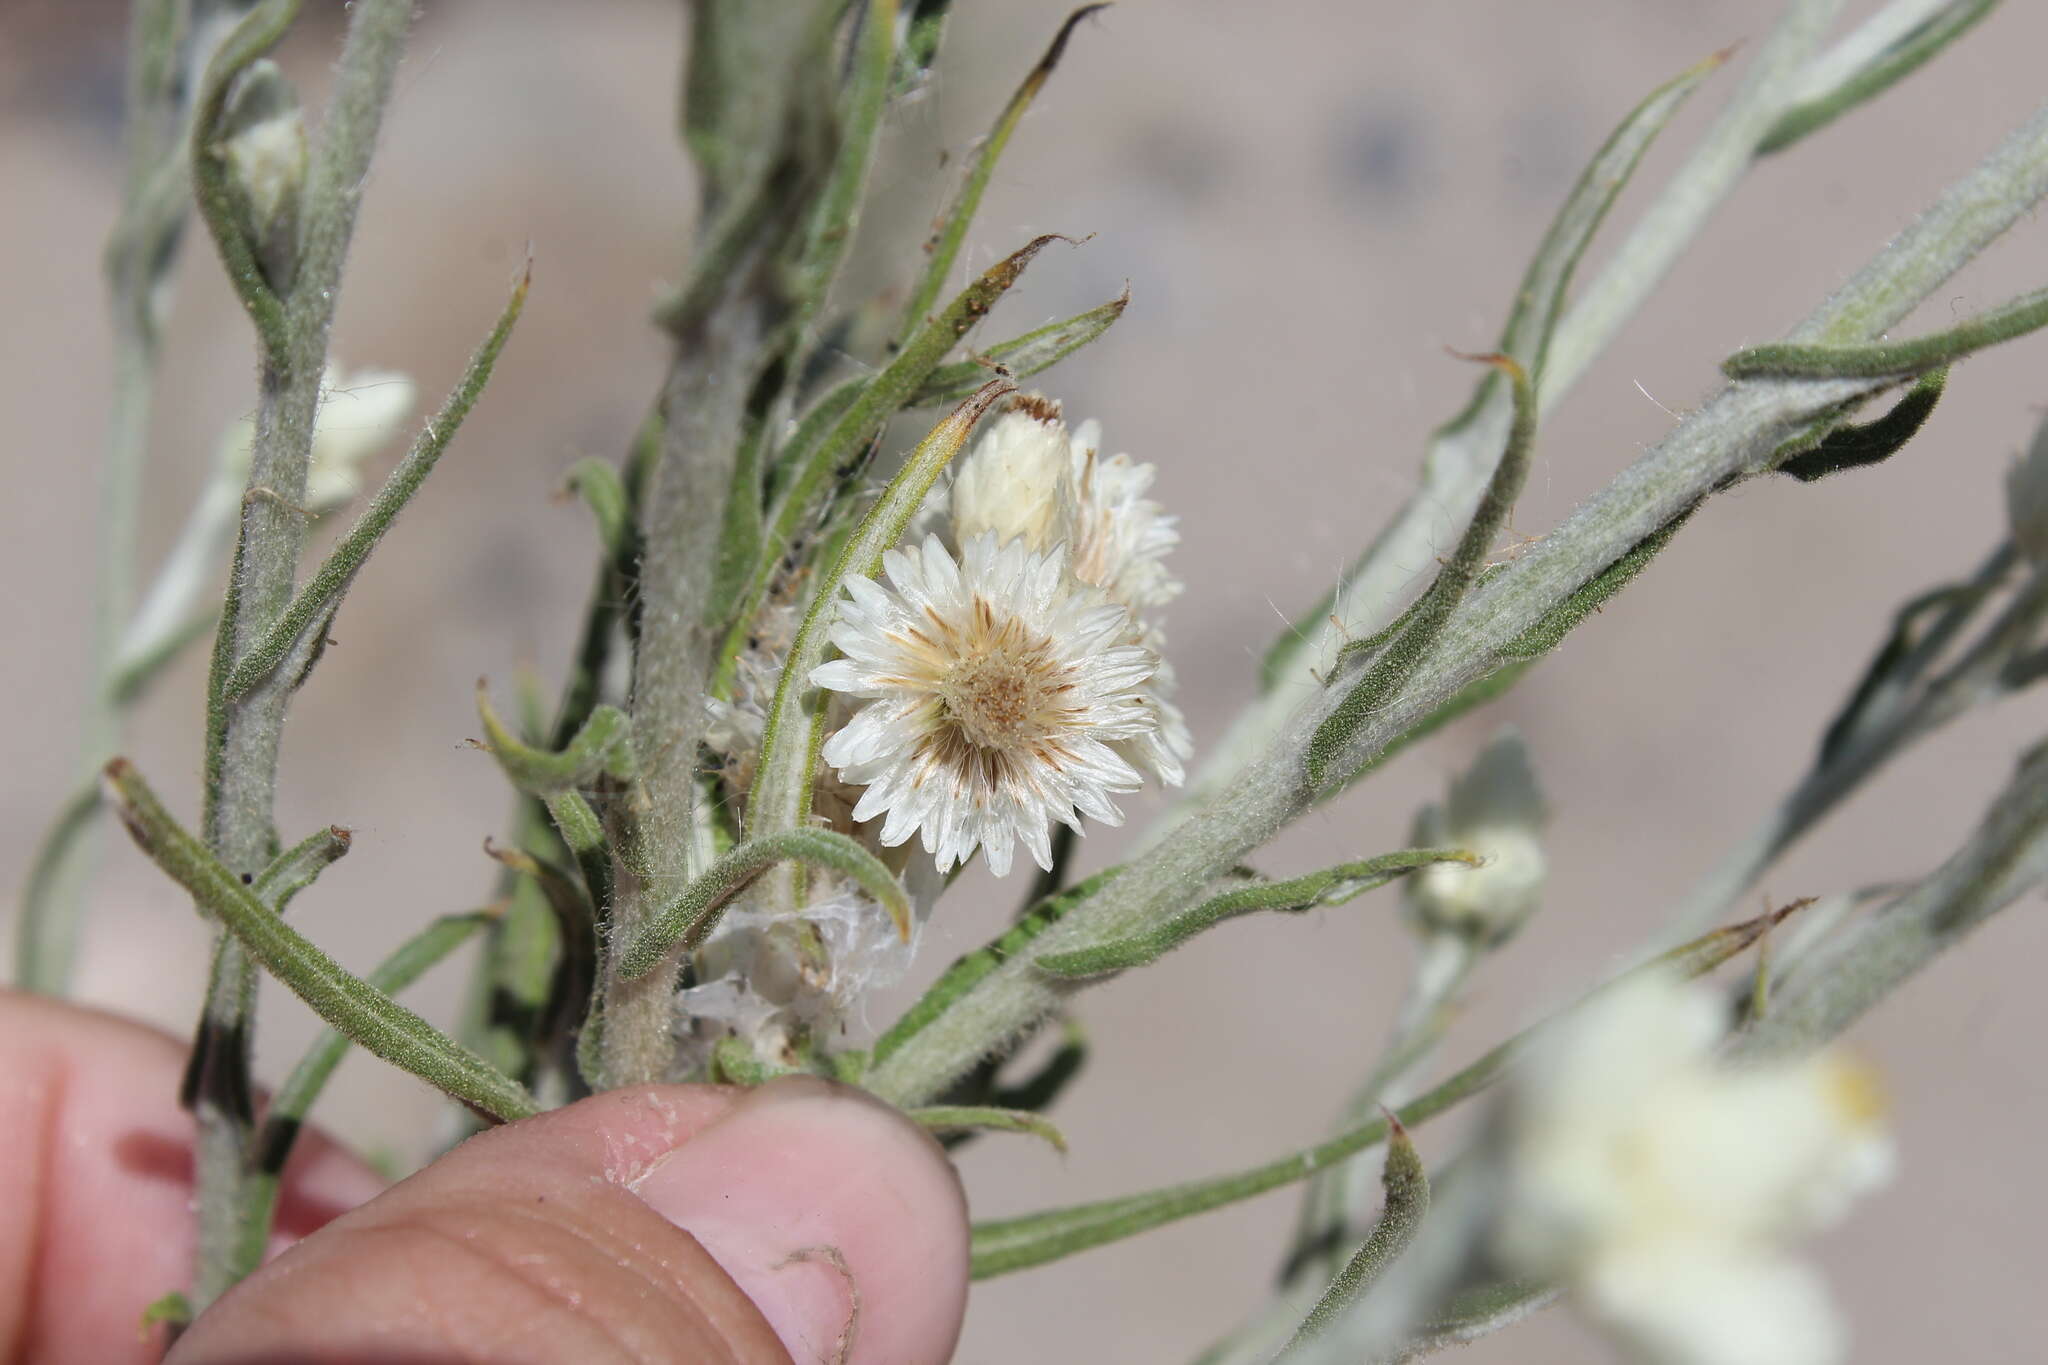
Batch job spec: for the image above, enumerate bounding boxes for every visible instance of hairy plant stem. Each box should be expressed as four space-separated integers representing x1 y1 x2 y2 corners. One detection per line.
187 0 415 1310
864 99 2048 1109
605 300 766 1087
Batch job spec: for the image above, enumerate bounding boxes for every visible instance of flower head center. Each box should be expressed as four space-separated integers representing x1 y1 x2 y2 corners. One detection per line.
937 638 1060 752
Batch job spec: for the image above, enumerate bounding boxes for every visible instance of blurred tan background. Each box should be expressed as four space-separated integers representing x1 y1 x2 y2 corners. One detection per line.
5 2 2048 1360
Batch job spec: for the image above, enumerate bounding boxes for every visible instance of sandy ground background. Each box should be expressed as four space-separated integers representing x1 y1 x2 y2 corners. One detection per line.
5 2 2048 1360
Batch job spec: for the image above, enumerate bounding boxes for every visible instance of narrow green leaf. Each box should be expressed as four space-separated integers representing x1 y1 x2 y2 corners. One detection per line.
617 828 911 980
1759 0 2001 156
896 5 1110 336
1724 282 2048 379
783 0 899 361
709 413 768 634
189 0 300 361
253 824 352 912
1035 849 1476 979
1402 1279 1560 1358
967 897 1806 1277
908 1105 1068 1153
545 789 614 915
905 287 1130 408
483 838 593 933
1261 47 1723 694
221 266 529 699
756 237 1059 598
1279 1117 1431 1357
747 378 1016 855
104 758 538 1123
1307 354 1536 791
474 682 634 796
894 0 957 93
251 908 496 1182
1775 367 1947 482
1498 500 1700 661
1816 574 1987 767
990 1014 1088 1114
139 1290 193 1336
560 457 629 560
872 869 1115 1067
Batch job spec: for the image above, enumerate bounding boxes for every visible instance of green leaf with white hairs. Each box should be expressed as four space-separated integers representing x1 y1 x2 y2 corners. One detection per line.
968 897 1806 1278
1724 282 2048 379
219 267 529 700
1759 0 2002 156
616 827 911 980
243 907 497 1261
253 824 353 912
872 869 1115 1069
560 457 629 561
1035 849 1477 979
906 288 1130 408
755 236 1062 601
1307 354 1536 792
474 682 634 796
1278 1117 1431 1359
1772 368 1947 482
1260 47 1725 697
103 758 538 1124
895 5 1111 337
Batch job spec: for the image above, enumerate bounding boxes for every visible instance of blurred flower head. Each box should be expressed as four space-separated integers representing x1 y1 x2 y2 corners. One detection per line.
1490 971 1894 1365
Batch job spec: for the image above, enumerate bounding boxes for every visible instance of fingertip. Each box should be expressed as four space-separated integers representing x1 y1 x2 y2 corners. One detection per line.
634 1077 970 1365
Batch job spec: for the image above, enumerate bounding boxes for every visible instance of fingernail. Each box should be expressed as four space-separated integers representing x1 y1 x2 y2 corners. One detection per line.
633 1076 969 1365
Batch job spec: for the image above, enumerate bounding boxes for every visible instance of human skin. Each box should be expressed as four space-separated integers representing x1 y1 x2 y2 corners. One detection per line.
0 990 970 1365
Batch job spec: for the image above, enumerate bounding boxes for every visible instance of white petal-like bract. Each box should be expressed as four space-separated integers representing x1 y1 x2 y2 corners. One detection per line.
812 533 1168 876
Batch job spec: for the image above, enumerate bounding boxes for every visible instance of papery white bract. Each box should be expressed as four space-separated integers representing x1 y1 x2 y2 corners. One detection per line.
1065 416 1182 611
811 532 1166 877
1491 972 1893 1365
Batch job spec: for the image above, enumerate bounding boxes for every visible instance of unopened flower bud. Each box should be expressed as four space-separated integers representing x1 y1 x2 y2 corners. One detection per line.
1405 728 1548 947
217 60 306 293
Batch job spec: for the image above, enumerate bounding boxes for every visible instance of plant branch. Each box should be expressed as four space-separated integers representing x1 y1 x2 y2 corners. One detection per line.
864 97 2048 1108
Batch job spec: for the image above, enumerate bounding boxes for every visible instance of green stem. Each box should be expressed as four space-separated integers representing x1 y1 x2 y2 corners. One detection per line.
864 96 2048 1110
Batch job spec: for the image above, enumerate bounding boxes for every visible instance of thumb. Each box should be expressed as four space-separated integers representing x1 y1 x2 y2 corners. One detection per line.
169 1076 969 1365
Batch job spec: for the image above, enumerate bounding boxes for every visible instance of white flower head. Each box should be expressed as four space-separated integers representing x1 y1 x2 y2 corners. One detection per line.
943 394 1191 788
811 532 1166 877
1405 728 1549 946
1491 972 1894 1365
